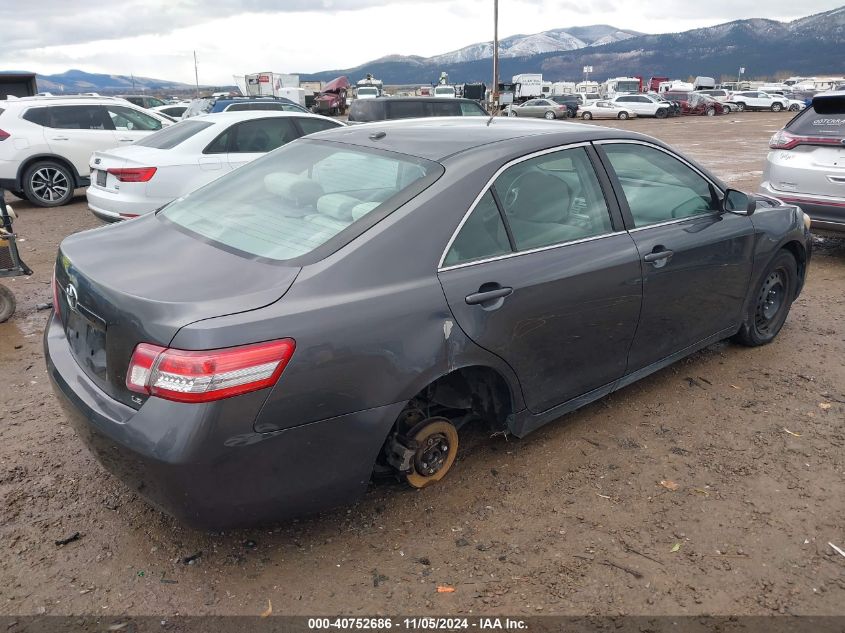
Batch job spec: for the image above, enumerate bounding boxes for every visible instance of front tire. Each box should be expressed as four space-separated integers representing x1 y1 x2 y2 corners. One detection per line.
733 250 797 346
23 161 74 207
788 103 800 111
582 111 593 119
655 108 668 119
0 284 15 323
736 102 746 112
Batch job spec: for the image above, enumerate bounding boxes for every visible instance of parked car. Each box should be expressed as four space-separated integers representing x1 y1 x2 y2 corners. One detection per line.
547 96 579 117
0 96 171 207
505 98 573 119
118 95 168 109
347 97 487 123
760 91 845 235
86 111 343 222
610 95 671 118
728 91 789 112
663 91 725 116
579 101 637 120
152 103 190 119
182 97 307 119
695 89 738 111
45 118 811 527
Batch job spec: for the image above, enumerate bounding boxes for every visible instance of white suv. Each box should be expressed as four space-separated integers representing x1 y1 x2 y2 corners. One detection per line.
0 96 171 207
727 91 790 112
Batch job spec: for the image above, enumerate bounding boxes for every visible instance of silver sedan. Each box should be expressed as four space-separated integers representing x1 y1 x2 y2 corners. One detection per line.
506 98 571 120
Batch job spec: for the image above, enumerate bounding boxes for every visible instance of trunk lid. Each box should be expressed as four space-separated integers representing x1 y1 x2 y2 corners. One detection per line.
54 214 300 408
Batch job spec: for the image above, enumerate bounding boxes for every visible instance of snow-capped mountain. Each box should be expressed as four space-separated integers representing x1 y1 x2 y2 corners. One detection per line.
429 24 639 64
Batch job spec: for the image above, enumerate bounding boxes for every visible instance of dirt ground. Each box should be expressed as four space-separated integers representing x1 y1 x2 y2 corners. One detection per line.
1 112 844 618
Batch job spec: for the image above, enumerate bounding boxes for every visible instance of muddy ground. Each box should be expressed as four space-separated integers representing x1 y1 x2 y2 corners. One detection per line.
1 112 843 617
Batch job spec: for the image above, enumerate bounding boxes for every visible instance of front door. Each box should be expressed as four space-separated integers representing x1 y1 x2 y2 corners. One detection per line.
438 145 642 413
105 104 164 148
596 141 755 372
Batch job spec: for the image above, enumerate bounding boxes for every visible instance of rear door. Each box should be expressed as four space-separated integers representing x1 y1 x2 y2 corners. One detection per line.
438 144 642 413
45 105 118 177
595 140 754 372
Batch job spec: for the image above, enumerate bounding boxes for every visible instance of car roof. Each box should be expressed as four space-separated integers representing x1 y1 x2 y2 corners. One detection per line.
353 97 481 104
3 95 131 106
197 110 339 124
213 97 295 106
306 117 649 161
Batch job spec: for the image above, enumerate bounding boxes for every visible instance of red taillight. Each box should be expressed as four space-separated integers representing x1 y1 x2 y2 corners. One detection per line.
119 213 139 219
0 128 9 141
126 339 295 403
769 129 843 150
107 167 157 182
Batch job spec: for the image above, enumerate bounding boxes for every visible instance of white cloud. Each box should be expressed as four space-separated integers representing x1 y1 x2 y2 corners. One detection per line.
0 0 841 83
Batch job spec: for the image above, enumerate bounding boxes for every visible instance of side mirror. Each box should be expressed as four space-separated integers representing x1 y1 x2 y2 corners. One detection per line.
723 188 755 216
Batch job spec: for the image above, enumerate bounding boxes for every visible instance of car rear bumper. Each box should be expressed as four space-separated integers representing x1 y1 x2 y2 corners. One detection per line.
759 182 845 235
86 186 162 222
44 311 402 529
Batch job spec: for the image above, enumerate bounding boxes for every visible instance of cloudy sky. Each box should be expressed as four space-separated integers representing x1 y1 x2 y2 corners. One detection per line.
0 0 841 84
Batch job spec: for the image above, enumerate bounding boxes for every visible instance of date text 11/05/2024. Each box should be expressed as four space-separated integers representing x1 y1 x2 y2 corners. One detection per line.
307 617 528 630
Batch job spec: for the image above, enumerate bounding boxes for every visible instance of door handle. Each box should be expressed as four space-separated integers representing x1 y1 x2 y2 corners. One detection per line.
643 248 674 264
51 136 69 141
117 138 134 142
466 285 513 306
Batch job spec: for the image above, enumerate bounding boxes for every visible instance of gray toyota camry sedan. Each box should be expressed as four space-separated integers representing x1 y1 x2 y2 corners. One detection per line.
46 118 812 528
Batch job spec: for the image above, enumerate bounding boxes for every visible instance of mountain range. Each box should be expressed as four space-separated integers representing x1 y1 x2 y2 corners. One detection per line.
3 6 844 93
300 6 845 85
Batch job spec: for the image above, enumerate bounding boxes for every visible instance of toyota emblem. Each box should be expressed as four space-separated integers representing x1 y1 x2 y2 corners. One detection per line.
65 283 78 311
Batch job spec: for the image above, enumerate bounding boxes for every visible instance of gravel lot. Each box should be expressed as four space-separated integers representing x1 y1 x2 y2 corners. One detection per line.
1 111 844 617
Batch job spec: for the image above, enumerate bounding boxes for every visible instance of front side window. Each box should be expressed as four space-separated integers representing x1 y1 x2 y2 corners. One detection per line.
601 143 719 227
161 141 440 261
496 147 613 250
296 117 341 135
106 105 162 131
430 101 461 116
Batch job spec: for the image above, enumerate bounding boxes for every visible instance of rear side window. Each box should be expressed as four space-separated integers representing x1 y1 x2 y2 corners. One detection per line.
787 106 845 137
295 117 341 135
387 101 426 119
348 100 382 122
23 107 49 126
161 141 440 262
430 101 461 116
459 102 486 116
134 120 213 149
443 190 510 266
229 118 298 153
49 105 113 130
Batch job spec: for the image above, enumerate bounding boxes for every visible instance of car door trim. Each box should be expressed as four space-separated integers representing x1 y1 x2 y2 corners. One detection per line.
438 140 621 271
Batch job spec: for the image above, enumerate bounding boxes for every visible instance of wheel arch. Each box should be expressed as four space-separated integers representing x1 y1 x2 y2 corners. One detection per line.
16 154 85 189
780 239 808 298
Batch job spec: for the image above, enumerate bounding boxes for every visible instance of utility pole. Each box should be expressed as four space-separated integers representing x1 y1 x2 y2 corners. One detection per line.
492 0 499 114
194 50 200 98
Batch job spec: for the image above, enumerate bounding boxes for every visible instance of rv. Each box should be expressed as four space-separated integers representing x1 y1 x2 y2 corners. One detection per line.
658 80 694 93
600 77 641 98
693 76 716 91
551 81 576 96
575 81 600 94
244 72 299 97
512 74 545 101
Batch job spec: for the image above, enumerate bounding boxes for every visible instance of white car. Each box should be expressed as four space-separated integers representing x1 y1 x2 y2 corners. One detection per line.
152 103 191 120
86 110 343 222
609 95 671 118
0 96 172 207
579 101 637 120
727 91 790 112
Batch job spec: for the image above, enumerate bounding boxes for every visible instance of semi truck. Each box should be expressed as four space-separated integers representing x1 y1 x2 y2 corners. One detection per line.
245 72 299 97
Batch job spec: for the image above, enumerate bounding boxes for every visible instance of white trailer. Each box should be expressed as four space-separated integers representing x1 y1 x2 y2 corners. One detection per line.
600 77 641 98
245 72 300 97
575 81 600 94
512 74 545 101
551 81 576 96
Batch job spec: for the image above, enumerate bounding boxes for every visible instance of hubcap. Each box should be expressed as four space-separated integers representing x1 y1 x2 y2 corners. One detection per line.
31 167 70 202
755 270 785 332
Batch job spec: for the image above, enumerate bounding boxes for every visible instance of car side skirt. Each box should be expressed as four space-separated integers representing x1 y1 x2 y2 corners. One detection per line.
509 325 739 438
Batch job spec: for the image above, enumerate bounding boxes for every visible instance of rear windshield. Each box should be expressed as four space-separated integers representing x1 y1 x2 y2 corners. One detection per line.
160 140 441 262
787 106 845 137
134 120 213 149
